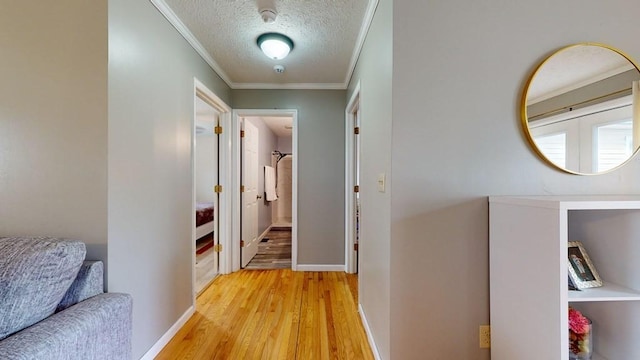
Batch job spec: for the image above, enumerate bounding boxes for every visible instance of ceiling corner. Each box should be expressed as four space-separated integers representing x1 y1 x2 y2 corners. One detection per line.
344 0 381 86
149 0 234 87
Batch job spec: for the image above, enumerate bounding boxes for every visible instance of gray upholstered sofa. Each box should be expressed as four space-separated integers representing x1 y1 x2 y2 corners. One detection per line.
0 237 132 360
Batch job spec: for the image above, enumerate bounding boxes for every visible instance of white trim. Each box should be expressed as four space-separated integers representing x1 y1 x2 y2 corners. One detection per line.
358 304 382 360
151 0 233 86
345 0 380 86
296 264 345 272
232 109 299 272
231 111 242 272
139 306 195 360
150 0 380 90
192 79 232 312
345 82 361 274
231 82 347 90
291 110 299 271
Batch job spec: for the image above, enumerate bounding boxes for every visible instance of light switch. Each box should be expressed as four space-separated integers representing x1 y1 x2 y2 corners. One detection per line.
377 173 386 193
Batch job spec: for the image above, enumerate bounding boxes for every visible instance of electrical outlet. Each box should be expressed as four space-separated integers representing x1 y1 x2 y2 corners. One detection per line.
479 325 491 348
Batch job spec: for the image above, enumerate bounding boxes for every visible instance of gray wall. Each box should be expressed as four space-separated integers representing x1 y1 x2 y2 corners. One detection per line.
233 90 346 265
278 136 293 153
346 0 392 358
108 0 231 358
0 2 108 262
390 0 640 359
246 116 278 236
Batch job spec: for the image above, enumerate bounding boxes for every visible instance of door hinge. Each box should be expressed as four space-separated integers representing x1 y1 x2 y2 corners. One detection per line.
214 185 222 193
354 243 359 251
240 185 245 193
214 244 223 253
240 240 245 248
215 126 223 135
354 185 360 193
354 127 360 135
240 130 245 138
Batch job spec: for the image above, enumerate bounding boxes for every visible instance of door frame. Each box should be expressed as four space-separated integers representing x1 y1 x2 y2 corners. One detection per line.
345 82 361 274
232 109 299 271
192 79 232 304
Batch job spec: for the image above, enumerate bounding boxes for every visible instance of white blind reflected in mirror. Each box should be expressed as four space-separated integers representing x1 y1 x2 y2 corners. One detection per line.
530 97 633 174
596 119 633 172
534 132 567 168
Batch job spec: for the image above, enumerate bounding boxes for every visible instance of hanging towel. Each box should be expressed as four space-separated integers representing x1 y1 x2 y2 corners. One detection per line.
265 166 278 201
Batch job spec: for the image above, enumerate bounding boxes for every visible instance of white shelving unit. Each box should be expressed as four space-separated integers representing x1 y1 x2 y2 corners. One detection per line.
489 195 640 360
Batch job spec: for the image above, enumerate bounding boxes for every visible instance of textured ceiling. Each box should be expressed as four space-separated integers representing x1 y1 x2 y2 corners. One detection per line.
527 45 636 103
160 0 372 89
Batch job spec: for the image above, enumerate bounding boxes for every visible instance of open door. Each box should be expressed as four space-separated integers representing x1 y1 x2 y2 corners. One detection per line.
241 120 260 267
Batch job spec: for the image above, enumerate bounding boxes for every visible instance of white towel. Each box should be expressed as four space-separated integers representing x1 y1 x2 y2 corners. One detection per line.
265 166 278 201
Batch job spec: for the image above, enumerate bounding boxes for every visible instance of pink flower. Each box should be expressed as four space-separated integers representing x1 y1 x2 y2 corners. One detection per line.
569 307 590 334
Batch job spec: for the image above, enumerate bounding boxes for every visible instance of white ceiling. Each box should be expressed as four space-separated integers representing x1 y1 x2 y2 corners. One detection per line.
247 116 292 137
527 45 635 104
154 0 376 89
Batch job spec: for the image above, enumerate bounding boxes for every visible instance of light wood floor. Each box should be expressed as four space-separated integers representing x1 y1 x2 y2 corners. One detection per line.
195 234 218 294
156 270 373 360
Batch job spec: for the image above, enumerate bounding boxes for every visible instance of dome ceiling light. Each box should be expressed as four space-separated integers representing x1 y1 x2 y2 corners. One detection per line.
257 33 294 60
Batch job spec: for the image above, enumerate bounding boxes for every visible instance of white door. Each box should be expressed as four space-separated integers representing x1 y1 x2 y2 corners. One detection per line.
242 120 259 267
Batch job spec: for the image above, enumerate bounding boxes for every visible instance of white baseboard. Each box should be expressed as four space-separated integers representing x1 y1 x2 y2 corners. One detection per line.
139 305 195 360
295 264 344 272
359 303 382 360
258 225 272 242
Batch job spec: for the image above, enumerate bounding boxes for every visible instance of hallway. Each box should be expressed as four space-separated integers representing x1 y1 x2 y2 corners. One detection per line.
155 269 373 359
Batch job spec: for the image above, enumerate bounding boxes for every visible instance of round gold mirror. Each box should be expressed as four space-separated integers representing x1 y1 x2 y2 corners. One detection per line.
522 43 640 175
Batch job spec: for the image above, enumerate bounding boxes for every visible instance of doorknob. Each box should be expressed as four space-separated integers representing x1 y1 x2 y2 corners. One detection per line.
257 195 263 200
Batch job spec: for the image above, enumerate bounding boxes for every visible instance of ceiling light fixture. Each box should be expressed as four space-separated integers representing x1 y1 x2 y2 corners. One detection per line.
257 33 294 60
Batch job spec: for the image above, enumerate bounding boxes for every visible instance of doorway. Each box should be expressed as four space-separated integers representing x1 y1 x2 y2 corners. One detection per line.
194 95 219 293
345 83 361 274
192 79 232 299
231 109 298 271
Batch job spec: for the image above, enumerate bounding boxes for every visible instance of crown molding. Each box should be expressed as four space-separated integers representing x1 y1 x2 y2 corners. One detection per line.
231 82 347 90
344 0 380 86
150 0 233 87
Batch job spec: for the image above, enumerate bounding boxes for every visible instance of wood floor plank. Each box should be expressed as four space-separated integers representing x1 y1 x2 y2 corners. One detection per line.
155 269 373 360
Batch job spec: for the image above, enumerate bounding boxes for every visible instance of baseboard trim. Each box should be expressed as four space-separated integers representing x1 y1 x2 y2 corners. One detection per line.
258 225 272 242
139 305 195 360
358 304 382 360
295 264 344 272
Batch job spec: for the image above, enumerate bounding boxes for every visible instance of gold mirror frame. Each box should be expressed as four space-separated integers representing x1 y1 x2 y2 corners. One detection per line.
521 43 640 175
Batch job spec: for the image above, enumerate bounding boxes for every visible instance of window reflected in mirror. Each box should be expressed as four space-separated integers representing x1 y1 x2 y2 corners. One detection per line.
522 43 640 175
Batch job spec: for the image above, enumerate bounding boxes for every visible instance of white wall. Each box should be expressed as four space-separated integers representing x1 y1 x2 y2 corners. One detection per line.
276 156 293 221
108 0 231 358
233 90 347 265
390 0 640 359
346 0 392 358
0 2 108 265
